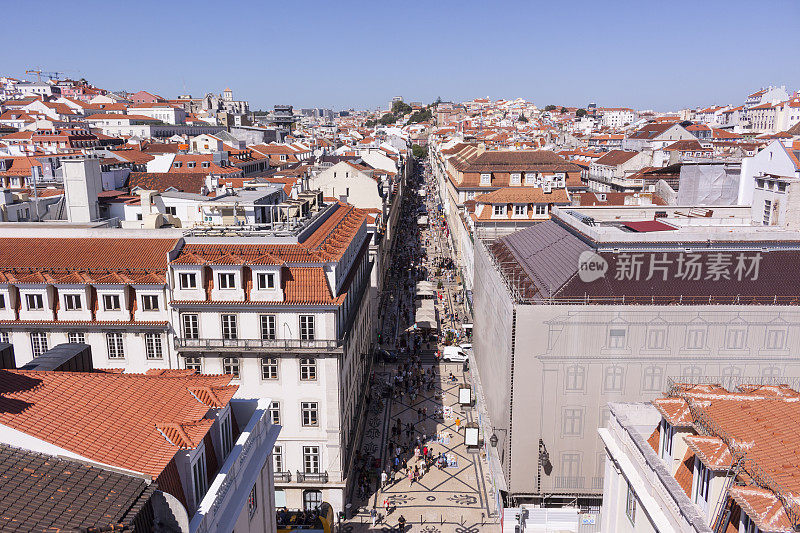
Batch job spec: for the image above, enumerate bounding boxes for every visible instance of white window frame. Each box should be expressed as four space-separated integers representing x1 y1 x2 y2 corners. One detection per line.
67 331 85 344
182 313 199 339
262 357 279 380
185 356 202 372
220 412 233 457
513 204 526 216
480 173 491 185
269 400 281 425
141 294 159 311
179 272 197 289
659 419 674 461
300 358 317 381
625 481 637 524
26 293 44 310
303 445 320 473
218 273 236 289
493 205 505 217
299 315 315 341
106 332 125 359
301 401 319 427
257 272 275 289
31 332 48 356
192 451 208 507
223 357 240 378
145 333 163 359
273 444 284 472
103 294 121 311
64 294 82 311
510 172 521 185
260 315 276 340
221 314 238 340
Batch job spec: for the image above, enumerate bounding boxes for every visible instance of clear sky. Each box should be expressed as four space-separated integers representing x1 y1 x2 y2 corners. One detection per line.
3 0 799 112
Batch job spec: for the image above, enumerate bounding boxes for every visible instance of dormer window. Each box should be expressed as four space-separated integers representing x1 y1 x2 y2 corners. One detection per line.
480 173 491 186
659 419 674 461
64 294 82 311
173 162 182 168
179 273 197 289
511 173 521 185
218 273 236 289
524 173 535 185
201 161 210 168
142 295 159 311
514 205 526 216
187 161 196 168
26 294 44 310
257 273 276 289
493 205 505 216
103 294 121 311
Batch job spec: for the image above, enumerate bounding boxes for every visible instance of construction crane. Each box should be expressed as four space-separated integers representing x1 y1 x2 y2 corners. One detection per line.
25 69 63 82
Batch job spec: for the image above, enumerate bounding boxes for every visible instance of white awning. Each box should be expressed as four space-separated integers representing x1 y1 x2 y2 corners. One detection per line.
417 216 428 226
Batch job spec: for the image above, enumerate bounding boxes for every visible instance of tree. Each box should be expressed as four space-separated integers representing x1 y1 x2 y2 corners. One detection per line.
575 108 587 118
518 114 529 123
408 108 432 124
560 107 567 113
544 105 557 112
379 113 396 125
391 101 412 116
412 144 428 159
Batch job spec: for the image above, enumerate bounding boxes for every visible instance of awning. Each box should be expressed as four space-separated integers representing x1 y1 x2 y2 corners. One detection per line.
417 216 428 226
416 280 436 298
415 299 438 329
418 189 427 197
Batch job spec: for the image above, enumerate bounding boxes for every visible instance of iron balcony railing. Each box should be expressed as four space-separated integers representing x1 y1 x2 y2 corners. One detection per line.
175 337 341 350
296 470 328 483
274 471 292 483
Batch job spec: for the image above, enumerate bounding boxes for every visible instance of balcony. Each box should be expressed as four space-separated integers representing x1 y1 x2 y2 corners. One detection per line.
296 470 328 483
274 471 292 483
554 476 585 490
175 337 342 352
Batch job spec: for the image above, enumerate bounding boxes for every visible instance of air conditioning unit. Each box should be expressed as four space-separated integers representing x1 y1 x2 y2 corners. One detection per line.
543 184 552 193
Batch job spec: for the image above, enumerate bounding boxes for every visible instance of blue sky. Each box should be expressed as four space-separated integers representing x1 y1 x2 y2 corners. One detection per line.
3 0 799 111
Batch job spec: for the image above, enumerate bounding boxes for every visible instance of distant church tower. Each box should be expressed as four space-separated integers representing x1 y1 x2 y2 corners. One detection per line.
223 87 233 101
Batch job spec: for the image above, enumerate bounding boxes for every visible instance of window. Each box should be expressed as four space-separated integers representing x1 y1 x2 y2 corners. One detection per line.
269 400 281 424
525 173 535 185
659 419 674 461
223 357 240 378
201 161 210 168
560 452 580 478
0 332 8 344
103 294 121 311
248 484 257 519
31 332 48 356
510 172 521 185
565 365 585 391
763 199 772 226
534 204 546 215
185 356 202 372
647 328 666 350
221 314 238 339
765 328 786 350
262 358 279 380
257 273 275 289
492 205 505 216
513 204 525 216
192 452 208 507
64 294 82 311
725 328 747 350
145 333 163 359
480 173 491 185
604 366 624 392
686 327 706 350
300 358 317 380
218 273 236 289
166 206 177 216
182 314 199 339
643 366 664 392
302 402 319 426
693 459 711 511
299 315 315 340
562 408 583 436
0 294 4 309
260 315 276 340
187 161 196 169
273 444 284 472
141 295 159 311
106 333 125 359
625 481 637 524
179 273 197 289
220 413 233 457
303 489 322 511
26 294 44 310
67 332 85 344
303 446 320 473
608 328 626 349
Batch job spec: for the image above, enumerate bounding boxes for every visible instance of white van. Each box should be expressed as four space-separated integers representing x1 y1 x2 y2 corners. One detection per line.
442 345 468 362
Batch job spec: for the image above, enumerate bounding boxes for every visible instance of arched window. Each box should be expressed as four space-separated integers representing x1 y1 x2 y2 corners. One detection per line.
303 490 322 511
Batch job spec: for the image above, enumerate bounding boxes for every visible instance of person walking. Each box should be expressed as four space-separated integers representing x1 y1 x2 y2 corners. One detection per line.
381 470 388 489
398 514 406 532
455 416 462 432
384 497 391 516
371 508 377 527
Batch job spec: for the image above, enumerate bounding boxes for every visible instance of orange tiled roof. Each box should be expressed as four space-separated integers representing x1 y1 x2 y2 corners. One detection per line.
0 369 236 480
684 435 733 469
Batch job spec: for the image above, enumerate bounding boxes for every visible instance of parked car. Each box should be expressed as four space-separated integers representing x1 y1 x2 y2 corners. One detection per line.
442 345 468 363
374 348 398 362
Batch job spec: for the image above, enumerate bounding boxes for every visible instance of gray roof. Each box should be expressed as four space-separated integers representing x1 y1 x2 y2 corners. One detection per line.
496 221 589 299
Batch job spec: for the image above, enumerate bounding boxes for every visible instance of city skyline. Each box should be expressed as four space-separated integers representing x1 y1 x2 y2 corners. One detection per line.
3 0 798 111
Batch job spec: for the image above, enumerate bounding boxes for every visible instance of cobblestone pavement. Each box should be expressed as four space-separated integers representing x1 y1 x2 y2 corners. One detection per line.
343 360 497 533
343 162 498 532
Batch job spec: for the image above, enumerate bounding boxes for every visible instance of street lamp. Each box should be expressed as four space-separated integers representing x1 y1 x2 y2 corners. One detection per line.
490 433 498 447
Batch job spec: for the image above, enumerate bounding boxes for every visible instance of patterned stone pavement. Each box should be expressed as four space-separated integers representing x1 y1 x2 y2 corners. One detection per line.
343 360 499 532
